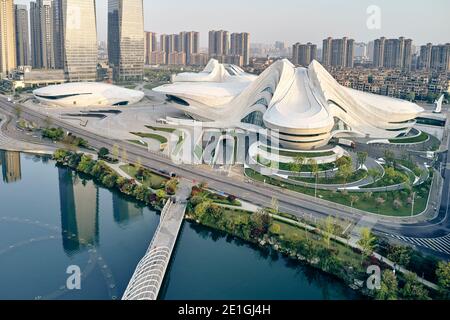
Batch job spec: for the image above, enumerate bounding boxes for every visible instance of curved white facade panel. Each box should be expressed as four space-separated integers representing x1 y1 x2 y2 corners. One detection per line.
154 59 424 150
33 82 145 108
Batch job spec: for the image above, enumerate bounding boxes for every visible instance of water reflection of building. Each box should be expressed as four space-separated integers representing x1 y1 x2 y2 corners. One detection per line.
58 167 99 255
112 193 143 225
0 150 22 183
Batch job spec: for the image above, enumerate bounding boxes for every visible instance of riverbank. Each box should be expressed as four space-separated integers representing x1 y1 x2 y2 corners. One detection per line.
52 149 170 210
186 185 441 300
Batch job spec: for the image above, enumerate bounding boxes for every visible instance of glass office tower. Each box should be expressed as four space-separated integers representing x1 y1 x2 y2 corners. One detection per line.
57 0 98 81
108 0 144 82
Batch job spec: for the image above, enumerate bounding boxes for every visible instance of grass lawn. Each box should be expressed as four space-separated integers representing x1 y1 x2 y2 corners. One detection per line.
245 168 432 217
389 132 429 144
120 164 168 189
290 169 367 185
145 125 176 133
131 132 168 144
257 156 336 172
259 145 335 158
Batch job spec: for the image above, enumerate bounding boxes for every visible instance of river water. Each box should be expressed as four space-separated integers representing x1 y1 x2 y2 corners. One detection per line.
0 151 360 300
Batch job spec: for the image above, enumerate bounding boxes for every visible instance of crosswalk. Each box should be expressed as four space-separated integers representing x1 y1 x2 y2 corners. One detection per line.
390 233 450 256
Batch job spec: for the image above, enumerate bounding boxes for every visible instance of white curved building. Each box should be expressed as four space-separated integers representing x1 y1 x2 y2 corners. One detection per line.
33 82 145 108
154 59 424 150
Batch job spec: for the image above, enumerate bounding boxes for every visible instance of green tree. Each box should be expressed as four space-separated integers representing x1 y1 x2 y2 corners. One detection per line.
376 270 398 300
112 144 120 160
401 273 429 300
322 216 335 248
294 155 305 173
270 197 279 214
350 195 359 210
358 228 376 256
249 209 273 238
357 152 368 168
436 261 450 299
387 245 411 267
98 147 109 159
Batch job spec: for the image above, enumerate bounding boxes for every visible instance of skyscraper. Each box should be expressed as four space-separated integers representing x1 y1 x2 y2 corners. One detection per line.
322 37 353 68
41 0 55 69
230 32 250 66
108 0 144 82
0 0 16 77
292 42 317 66
56 0 98 81
14 4 30 67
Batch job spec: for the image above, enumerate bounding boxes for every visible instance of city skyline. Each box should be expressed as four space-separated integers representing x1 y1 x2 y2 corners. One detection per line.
13 0 450 47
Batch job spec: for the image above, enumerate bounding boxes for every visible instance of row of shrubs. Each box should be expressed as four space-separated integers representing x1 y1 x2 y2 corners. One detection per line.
43 128 89 148
53 149 168 208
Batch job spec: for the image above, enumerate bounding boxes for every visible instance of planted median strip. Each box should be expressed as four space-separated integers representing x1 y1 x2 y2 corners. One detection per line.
131 132 168 144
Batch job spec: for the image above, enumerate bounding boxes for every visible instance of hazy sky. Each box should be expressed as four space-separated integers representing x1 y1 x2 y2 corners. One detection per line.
15 0 450 47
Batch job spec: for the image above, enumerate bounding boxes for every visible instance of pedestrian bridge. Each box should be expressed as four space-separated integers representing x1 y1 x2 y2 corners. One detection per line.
122 199 186 300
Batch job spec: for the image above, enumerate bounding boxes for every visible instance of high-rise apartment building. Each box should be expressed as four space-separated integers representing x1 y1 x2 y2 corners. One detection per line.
322 37 354 68
209 30 230 57
373 37 413 70
292 42 317 66
418 43 450 72
0 0 16 77
30 0 56 69
52 0 64 68
108 0 144 82
182 31 199 65
30 1 42 68
230 32 250 66
56 0 98 81
14 4 30 67
144 32 157 65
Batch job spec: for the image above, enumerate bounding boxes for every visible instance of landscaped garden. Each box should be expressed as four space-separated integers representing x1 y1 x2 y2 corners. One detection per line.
187 184 447 300
290 169 367 185
389 131 429 144
245 168 433 217
120 164 169 190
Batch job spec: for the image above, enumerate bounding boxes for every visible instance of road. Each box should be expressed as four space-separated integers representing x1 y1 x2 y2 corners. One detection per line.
1 96 449 258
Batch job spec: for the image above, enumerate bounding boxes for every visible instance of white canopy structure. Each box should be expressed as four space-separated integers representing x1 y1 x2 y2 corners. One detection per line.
154 59 424 150
33 82 145 108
